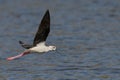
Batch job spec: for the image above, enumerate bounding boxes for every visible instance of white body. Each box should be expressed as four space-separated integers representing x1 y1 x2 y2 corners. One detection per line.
29 42 56 53
7 42 56 60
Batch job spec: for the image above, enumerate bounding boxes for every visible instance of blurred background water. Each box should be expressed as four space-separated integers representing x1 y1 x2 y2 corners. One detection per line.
0 0 120 80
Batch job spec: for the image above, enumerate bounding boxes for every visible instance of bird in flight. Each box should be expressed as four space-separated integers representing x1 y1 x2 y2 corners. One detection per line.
7 10 56 60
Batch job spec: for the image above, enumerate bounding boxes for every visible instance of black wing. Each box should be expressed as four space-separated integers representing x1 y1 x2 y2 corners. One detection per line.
19 41 33 49
33 10 50 46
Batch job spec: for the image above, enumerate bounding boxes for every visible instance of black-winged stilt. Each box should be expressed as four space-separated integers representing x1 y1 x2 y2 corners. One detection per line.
7 10 56 60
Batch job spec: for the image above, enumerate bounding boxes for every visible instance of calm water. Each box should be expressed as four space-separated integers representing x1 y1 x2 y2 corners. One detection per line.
0 0 120 80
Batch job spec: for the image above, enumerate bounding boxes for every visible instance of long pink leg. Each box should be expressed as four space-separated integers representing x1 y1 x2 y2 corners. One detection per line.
7 51 30 61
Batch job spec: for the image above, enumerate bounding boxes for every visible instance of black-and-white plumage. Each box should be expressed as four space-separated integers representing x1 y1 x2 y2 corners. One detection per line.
19 10 50 49
33 10 50 46
7 10 56 60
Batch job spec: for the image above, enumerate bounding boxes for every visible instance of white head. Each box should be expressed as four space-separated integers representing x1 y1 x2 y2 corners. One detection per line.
48 46 56 51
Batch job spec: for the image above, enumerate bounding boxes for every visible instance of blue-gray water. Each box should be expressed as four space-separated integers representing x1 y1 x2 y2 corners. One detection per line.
0 0 120 80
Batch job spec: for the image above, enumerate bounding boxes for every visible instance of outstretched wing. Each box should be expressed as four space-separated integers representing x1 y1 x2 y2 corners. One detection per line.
33 10 50 46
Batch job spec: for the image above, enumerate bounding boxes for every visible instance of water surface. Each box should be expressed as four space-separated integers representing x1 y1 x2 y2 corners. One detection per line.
0 0 120 80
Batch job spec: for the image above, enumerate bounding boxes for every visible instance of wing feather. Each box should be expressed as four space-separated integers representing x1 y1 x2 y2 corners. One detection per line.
33 10 50 46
